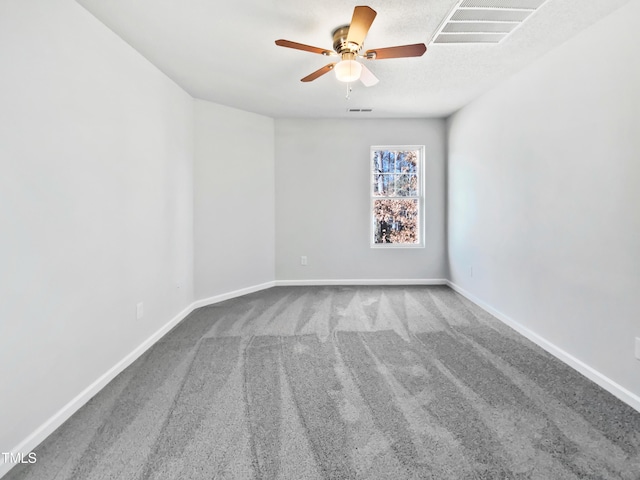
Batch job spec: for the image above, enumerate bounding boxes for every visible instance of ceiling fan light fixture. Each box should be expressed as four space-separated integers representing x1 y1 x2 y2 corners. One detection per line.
334 59 362 82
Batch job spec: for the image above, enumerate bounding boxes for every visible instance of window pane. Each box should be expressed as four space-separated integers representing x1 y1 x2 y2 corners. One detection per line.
397 151 417 173
373 174 395 196
373 151 383 173
373 173 383 195
373 199 419 244
395 174 418 197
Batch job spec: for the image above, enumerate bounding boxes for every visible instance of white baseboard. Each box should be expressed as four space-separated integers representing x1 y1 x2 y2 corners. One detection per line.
0 301 196 479
275 278 448 287
1 281 275 479
447 280 640 413
6 278 636 479
192 281 276 309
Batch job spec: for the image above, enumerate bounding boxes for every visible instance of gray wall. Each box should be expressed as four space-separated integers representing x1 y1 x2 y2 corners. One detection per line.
194 100 275 299
0 0 194 456
447 0 640 399
275 118 447 282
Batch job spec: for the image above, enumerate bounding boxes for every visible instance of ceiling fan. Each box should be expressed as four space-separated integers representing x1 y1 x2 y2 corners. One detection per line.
275 5 427 87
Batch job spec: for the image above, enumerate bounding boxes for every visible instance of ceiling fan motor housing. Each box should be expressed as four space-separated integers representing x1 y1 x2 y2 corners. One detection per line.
332 26 361 54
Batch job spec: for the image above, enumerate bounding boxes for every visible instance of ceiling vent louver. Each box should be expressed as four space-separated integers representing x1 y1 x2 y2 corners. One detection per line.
460 0 546 8
431 0 548 45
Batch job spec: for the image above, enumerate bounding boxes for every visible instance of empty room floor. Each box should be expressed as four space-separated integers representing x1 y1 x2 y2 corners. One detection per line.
5 286 640 479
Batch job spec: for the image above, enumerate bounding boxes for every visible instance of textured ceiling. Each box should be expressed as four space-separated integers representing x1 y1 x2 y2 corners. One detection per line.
76 0 631 118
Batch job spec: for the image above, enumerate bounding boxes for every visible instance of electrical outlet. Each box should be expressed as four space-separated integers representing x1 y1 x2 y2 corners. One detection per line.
136 302 144 320
301 256 308 266
635 337 640 360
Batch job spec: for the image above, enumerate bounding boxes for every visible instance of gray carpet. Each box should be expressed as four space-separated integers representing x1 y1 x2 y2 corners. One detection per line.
5 286 640 479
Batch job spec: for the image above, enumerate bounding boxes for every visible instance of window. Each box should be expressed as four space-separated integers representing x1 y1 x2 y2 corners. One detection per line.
371 145 424 247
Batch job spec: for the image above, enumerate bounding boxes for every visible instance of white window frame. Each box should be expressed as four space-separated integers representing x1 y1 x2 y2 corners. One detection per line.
370 145 425 248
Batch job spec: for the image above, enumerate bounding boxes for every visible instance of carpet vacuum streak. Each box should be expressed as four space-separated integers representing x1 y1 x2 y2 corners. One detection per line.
5 286 640 480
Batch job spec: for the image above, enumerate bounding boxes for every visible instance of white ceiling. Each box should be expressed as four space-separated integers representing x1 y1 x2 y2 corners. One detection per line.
76 0 631 118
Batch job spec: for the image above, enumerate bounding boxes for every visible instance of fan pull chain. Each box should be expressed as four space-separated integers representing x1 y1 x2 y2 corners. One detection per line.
345 83 352 100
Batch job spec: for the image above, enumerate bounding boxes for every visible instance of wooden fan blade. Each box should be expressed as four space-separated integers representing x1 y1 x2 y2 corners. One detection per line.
301 63 336 82
346 6 377 46
275 39 334 56
359 63 379 87
365 43 427 60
